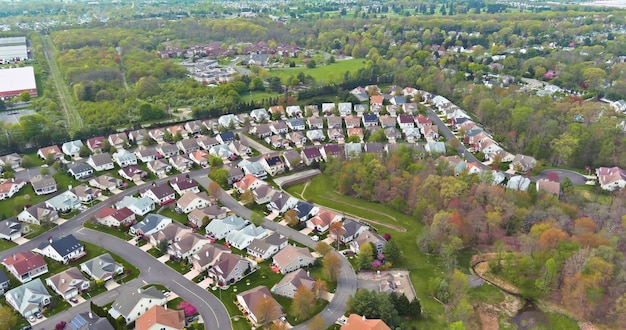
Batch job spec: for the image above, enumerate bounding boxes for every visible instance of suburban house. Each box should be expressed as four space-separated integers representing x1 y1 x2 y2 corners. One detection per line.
397 114 414 129
18 203 58 226
286 118 306 131
114 196 155 216
270 122 289 135
189 150 210 166
187 205 228 227
260 155 285 177
108 132 129 150
362 114 379 127
135 305 185 330
5 279 51 317
167 125 188 139
0 269 9 295
69 312 114 330
333 219 369 244
190 244 230 272
271 268 315 299
112 150 138 168
253 184 277 205
236 286 282 325
134 146 159 163
308 209 342 233
37 145 63 161
45 190 81 213
251 124 272 139
141 183 175 205
89 174 123 191
265 135 289 149
35 234 86 264
379 115 396 129
108 286 167 324
176 191 211 214
225 166 244 185
384 127 401 140
250 108 270 122
246 232 288 260
344 116 361 129
196 136 220 150
169 154 194 172
269 105 285 118
61 140 84 158
341 314 391 330
45 267 89 300
87 153 115 172
238 160 268 179
537 178 561 196
205 215 246 240
338 102 353 116
267 193 298 214
216 131 236 144
307 117 324 129
350 230 387 254
209 252 251 287
0 153 21 170
2 251 48 283
67 162 94 180
218 114 240 129
301 147 323 166
156 144 179 159
148 128 165 143
345 142 362 159
128 129 148 145
282 149 302 170
287 131 307 146
169 232 210 260
320 144 343 162
226 225 267 250
294 201 318 222
73 184 99 203
118 165 148 182
596 167 626 191
176 138 200 155
80 253 123 281
322 103 336 115
347 128 364 141
327 116 343 129
272 245 316 274
510 154 537 173
130 214 173 236
305 129 325 142
507 175 531 191
209 144 234 160
0 219 22 241
169 176 199 195
286 105 302 118
148 159 172 178
0 178 26 200
30 175 57 195
229 141 251 156
327 127 344 141
234 174 263 194
425 141 446 154
95 207 136 227
86 137 105 153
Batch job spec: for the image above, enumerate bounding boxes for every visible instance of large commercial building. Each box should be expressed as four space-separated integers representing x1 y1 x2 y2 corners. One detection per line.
0 37 28 63
0 67 38 99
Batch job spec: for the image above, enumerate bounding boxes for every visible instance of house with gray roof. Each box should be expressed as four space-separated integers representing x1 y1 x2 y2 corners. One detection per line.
45 190 81 213
80 253 123 281
333 219 369 244
18 203 58 226
87 153 114 172
0 268 9 295
109 286 166 324
250 108 269 122
134 146 159 163
226 225 267 250
190 244 230 272
305 129 325 142
286 118 306 131
114 196 154 216
30 175 57 195
209 253 251 288
5 278 51 317
246 232 288 260
67 162 94 180
69 311 114 330
425 141 446 154
62 140 84 158
0 153 21 170
238 159 267 179
205 215 246 240
45 267 89 300
344 142 362 159
271 268 315 298
36 234 86 264
506 175 531 191
350 230 387 254
267 193 298 214
130 214 172 236
112 150 137 168
0 218 22 242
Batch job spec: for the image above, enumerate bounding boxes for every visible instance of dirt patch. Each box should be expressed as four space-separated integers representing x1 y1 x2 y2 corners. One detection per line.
476 303 500 330
473 261 521 295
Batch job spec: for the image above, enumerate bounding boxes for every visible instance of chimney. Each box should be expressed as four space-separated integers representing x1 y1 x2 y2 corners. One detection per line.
48 237 53 244
89 312 93 319
362 315 366 320
61 278 65 284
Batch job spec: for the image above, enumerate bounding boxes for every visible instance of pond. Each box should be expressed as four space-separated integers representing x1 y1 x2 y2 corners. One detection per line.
511 300 548 330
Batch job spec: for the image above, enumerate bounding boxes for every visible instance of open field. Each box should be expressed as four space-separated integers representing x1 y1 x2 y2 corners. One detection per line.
267 58 366 85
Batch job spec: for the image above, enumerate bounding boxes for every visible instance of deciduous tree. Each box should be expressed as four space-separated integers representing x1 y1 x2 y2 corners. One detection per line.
308 315 326 330
0 306 17 330
254 295 281 325
323 252 342 282
314 242 331 256
291 286 316 320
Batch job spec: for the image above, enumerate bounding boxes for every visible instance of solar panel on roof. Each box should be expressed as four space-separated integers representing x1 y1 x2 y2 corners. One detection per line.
69 314 87 330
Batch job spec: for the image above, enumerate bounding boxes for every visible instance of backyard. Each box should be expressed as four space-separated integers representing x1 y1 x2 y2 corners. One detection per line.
267 58 366 85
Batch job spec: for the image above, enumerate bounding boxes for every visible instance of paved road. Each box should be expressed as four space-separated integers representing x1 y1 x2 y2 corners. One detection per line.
238 132 274 154
533 169 587 185
426 107 490 170
196 176 357 329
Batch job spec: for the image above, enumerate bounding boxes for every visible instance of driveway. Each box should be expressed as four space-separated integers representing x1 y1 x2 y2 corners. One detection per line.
533 169 587 186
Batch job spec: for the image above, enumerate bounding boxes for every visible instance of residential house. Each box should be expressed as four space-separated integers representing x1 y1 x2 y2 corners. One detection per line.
128 129 147 145
170 175 199 195
87 153 114 172
86 137 105 153
425 141 446 154
62 140 84 158
286 118 306 131
234 174 263 193
169 232 210 260
111 150 137 168
510 154 537 173
167 125 188 140
596 167 626 191
402 127 421 141
326 116 343 129
140 183 175 205
384 127 401 140
386 105 400 116
238 160 268 179
176 138 200 155
176 192 211 214
403 102 417 114
0 269 9 295
216 131 236 144
135 305 185 330
344 116 361 129
271 269 315 299
68 312 114 330
30 175 57 195
267 193 298 214
478 139 502 156
115 196 155 216
190 244 230 272
5 279 51 317
2 251 48 283
301 147 322 166
354 104 368 115
196 136 220 150
0 153 21 170
45 190 81 213
272 245 316 274
45 267 89 300
37 145 64 161
333 219 369 244
250 108 270 122
184 120 203 136
344 142 362 159
187 205 228 228
294 201 318 222
370 95 384 106
260 155 285 177
327 127 344 141
0 178 26 200
305 129 325 142
265 135 289 149
134 146 159 163
209 253 251 288
251 124 273 139
229 141 251 156
36 234 86 264
226 225 267 250
18 203 58 226
236 286 282 325
95 207 135 227
169 155 193 173
147 159 172 177
537 178 561 196
287 131 307 146
156 144 179 159
308 209 342 233
189 150 210 166
305 105 319 117
208 144 233 160
282 149 302 170
227 166 244 185
201 119 218 133
338 102 352 116
415 115 432 128
307 117 324 130
80 253 123 281
379 115 396 129
397 114 414 129
341 314 391 330
253 184 277 205
320 144 343 162
422 125 439 140
490 149 515 163
108 286 167 324
321 103 336 115
205 215 247 240
364 142 385 155
108 133 129 150
67 162 94 180
286 105 302 118
246 233 288 260
118 165 148 182
89 174 122 191
350 230 387 254
148 128 165 143
506 175 531 191
362 114 379 127
0 219 22 241
611 99 626 113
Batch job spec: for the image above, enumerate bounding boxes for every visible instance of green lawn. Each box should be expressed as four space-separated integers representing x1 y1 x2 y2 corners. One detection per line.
469 284 505 305
267 58 366 85
241 90 282 103
0 184 48 219
83 221 133 241
285 174 447 328
147 247 164 258
0 238 17 252
165 259 193 275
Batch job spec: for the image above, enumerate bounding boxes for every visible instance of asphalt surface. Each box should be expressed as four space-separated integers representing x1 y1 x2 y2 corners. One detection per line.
533 169 587 185
238 132 274 154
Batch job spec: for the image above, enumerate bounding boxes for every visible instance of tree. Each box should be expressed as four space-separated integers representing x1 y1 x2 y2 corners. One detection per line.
250 211 265 226
323 252 342 282
315 242 331 256
383 239 403 265
329 221 344 248
208 169 229 187
207 181 222 198
312 280 327 301
291 286 316 320
136 76 161 98
240 190 255 205
40 166 50 175
308 315 326 330
209 155 224 167
0 306 18 330
449 321 467 330
345 135 361 143
79 145 91 158
158 238 169 254
358 243 374 270
254 295 281 325
284 209 299 227
19 91 31 102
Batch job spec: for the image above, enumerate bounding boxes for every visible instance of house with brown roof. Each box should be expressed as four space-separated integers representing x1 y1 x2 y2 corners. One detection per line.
236 286 282 325
271 268 315 298
596 167 626 191
45 267 89 300
30 175 57 195
176 138 200 155
128 129 147 145
341 314 391 330
18 203 58 225
350 230 387 254
141 183 175 205
135 146 159 163
344 115 361 129
176 191 211 214
209 252 251 287
189 150 210 167
234 174 262 193
87 153 114 172
108 132 129 150
37 145 63 161
191 244 230 272
272 245 316 274
536 178 561 196
379 115 396 129
282 149 302 170
0 153 21 170
509 154 537 173
148 159 172 178
135 305 185 330
253 184 277 205
156 144 179 159
95 207 136 227
89 174 122 191
148 222 192 248
307 209 342 233
118 165 148 182
170 232 210 260
307 117 324 129
2 251 48 283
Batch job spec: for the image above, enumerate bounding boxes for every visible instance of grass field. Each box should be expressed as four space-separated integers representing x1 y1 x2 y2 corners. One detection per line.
285 174 447 328
267 58 366 85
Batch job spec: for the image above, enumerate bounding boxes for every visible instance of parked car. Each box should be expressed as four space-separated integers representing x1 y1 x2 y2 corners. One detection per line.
311 235 319 242
35 312 43 319
69 297 79 303
279 315 287 323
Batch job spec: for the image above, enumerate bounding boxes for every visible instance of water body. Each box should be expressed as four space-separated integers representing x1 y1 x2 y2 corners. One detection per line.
511 300 549 330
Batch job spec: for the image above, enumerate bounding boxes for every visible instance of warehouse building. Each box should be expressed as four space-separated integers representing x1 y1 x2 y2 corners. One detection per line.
0 67 38 99
0 37 28 63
